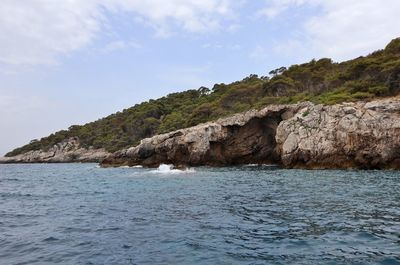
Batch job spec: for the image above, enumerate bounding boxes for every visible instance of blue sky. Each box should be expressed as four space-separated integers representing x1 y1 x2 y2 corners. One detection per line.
1 0 400 156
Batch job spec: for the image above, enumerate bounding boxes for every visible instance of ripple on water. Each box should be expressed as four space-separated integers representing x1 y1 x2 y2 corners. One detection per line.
42 236 59 242
0 164 399 265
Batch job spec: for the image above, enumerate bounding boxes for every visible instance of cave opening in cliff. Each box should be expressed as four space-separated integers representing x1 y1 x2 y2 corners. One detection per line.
206 111 285 166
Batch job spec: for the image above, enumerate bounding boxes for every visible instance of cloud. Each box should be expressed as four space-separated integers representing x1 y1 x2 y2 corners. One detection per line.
100 40 141 53
305 0 400 60
2 0 397 69
258 0 400 61
106 0 234 36
0 0 101 66
257 0 306 19
0 0 236 66
202 43 241 50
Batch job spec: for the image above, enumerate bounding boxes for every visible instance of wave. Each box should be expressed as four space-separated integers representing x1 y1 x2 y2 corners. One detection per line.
116 165 143 169
244 164 260 167
150 164 195 174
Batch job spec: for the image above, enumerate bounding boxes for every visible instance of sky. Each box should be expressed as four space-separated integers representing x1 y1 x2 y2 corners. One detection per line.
1 0 400 156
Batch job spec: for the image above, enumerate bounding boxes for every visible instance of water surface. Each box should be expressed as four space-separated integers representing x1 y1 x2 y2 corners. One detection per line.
0 164 399 265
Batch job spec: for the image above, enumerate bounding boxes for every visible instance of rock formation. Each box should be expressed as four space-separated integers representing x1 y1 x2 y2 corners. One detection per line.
101 102 310 168
101 97 400 169
2 97 399 169
0 138 110 163
277 97 400 169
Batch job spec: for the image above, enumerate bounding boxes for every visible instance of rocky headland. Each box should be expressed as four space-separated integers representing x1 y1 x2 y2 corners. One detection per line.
0 138 110 164
2 97 399 169
3 38 400 169
100 97 400 169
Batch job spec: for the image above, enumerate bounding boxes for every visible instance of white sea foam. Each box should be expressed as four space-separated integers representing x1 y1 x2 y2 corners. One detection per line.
115 165 143 169
244 164 260 167
246 163 278 166
151 164 195 174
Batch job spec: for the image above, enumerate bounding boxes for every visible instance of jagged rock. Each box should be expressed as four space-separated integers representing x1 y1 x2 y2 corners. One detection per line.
101 102 310 168
101 97 400 169
0 138 110 163
276 97 400 169
3 97 399 169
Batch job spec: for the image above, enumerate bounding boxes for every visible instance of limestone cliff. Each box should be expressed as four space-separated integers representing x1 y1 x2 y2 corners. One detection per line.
0 138 110 163
101 97 400 169
3 97 399 169
276 97 400 169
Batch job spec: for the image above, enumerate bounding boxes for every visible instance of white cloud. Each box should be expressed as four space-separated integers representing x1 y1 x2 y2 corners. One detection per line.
202 42 241 50
257 0 306 19
259 0 400 61
100 40 141 53
0 0 236 66
2 0 397 69
0 0 101 66
306 0 400 60
104 0 236 37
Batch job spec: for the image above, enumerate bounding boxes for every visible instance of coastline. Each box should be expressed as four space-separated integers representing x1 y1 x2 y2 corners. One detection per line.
0 138 110 164
3 97 400 170
101 97 400 170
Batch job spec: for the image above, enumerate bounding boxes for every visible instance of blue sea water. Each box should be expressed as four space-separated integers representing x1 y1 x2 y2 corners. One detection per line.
0 164 399 265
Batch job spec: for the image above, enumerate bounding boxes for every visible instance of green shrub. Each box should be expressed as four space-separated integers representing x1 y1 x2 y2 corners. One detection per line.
6 38 400 157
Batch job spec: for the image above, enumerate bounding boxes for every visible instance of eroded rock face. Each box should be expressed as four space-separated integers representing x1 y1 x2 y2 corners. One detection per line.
101 102 311 168
3 97 399 169
0 138 110 163
276 97 400 169
101 97 400 169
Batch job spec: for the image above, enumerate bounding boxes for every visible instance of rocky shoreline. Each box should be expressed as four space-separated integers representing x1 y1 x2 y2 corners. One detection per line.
101 97 400 170
2 97 400 169
0 138 110 164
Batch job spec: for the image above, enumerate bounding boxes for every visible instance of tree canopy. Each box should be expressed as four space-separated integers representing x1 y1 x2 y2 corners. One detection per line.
6 38 400 157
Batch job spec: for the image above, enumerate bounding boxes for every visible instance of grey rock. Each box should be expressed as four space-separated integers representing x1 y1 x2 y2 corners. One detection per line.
101 102 310 168
276 97 400 169
102 97 400 169
0 137 110 163
4 97 400 169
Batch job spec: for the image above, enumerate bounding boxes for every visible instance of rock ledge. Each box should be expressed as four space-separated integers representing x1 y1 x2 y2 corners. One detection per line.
101 97 400 169
0 138 110 163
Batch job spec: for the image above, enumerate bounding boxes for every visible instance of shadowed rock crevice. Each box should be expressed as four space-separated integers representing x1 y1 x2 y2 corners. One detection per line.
3 97 399 169
100 105 301 168
100 97 400 169
204 114 283 166
102 113 286 168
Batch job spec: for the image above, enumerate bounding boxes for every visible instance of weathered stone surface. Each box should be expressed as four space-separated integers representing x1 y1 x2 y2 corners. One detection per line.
0 138 110 163
101 102 310 168
101 97 400 169
276 97 400 169
3 97 399 169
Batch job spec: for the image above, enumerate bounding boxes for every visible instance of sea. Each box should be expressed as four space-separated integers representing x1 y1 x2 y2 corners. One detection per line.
0 163 399 265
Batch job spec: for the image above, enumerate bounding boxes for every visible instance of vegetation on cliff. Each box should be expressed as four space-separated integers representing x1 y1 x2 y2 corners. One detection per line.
6 38 400 157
